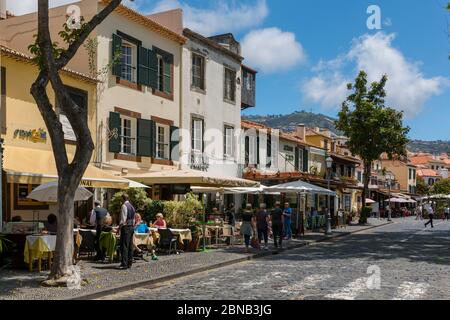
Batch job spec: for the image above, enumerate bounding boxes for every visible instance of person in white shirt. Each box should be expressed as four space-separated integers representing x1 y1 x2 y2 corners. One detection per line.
415 204 423 221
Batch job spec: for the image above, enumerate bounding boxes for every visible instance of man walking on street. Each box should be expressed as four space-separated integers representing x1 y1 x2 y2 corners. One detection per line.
270 202 284 249
283 202 293 240
118 194 136 269
424 203 434 229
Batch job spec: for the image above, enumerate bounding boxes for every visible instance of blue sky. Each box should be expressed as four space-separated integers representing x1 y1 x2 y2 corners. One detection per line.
9 0 450 140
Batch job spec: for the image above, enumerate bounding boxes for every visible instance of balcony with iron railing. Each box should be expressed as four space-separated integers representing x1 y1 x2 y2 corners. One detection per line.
190 151 210 171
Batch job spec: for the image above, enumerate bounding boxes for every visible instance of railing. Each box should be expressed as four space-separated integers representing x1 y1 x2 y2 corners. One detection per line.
190 151 209 171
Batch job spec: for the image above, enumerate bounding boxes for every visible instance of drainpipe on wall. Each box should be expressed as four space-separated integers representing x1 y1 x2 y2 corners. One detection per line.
178 45 183 170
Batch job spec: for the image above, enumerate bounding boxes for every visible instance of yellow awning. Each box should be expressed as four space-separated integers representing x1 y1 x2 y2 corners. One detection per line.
4 146 129 189
127 169 260 188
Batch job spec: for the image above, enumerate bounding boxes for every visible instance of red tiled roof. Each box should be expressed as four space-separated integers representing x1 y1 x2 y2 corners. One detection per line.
410 156 433 165
417 169 440 177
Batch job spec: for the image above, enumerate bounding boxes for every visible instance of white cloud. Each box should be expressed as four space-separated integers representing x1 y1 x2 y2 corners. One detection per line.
241 28 306 73
6 0 78 16
302 32 448 118
150 0 269 36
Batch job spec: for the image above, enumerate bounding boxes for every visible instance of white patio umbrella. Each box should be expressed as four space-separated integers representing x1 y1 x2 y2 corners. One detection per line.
366 198 376 204
264 180 336 196
384 198 408 203
27 181 93 203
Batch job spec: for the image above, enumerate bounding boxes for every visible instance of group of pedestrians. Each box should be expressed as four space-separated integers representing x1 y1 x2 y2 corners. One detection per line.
421 203 450 229
240 201 293 252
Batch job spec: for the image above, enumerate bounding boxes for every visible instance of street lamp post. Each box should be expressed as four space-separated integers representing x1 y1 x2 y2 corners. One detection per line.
325 156 333 235
385 171 394 222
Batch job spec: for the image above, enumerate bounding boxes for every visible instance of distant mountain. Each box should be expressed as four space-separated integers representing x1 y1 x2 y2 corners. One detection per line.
243 111 450 155
243 111 341 134
407 140 450 155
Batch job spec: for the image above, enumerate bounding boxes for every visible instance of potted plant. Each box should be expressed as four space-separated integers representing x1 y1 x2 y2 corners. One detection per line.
0 234 12 267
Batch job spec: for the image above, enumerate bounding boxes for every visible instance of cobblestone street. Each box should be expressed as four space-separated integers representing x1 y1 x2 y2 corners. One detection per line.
102 218 450 300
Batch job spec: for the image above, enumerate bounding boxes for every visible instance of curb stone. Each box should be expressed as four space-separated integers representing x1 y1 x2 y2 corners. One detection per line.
70 221 393 300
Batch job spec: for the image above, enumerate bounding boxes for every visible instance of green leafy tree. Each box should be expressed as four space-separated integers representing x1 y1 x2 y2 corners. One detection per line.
109 189 152 216
29 0 125 285
416 176 431 196
335 71 410 223
432 179 450 195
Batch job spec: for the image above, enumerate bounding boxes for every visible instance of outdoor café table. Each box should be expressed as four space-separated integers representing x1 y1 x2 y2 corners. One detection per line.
134 232 157 249
149 228 192 248
24 235 56 272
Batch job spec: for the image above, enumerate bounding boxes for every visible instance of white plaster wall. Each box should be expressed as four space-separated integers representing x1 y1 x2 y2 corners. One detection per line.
180 39 242 178
95 10 182 171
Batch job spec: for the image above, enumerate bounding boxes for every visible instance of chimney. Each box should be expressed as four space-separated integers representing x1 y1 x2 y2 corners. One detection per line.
0 0 6 20
296 124 306 141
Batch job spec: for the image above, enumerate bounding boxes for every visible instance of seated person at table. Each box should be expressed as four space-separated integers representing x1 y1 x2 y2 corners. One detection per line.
44 214 58 234
153 213 167 229
134 213 149 234
11 215 22 222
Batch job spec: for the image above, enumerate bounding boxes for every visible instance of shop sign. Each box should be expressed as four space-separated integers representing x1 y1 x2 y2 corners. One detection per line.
14 128 47 143
80 180 93 187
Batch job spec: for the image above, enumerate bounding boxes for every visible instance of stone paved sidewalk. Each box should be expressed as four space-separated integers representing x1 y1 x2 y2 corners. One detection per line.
0 218 390 300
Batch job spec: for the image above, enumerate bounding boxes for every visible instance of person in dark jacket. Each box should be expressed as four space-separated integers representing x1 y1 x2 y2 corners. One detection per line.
92 201 109 261
118 194 136 269
256 204 269 250
270 202 284 249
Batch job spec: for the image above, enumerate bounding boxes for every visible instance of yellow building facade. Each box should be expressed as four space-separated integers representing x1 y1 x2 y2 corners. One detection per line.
1 46 125 222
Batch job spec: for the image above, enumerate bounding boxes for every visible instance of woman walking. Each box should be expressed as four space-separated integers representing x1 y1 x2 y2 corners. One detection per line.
240 204 256 253
256 203 269 250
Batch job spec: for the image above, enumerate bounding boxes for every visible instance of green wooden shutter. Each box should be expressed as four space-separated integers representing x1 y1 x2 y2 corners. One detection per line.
137 118 152 157
245 136 250 165
266 134 272 168
201 120 205 154
170 126 180 161
112 34 122 77
303 149 309 172
148 49 158 89
108 112 121 153
150 120 156 158
163 54 172 94
295 147 300 171
137 47 151 87
256 136 260 165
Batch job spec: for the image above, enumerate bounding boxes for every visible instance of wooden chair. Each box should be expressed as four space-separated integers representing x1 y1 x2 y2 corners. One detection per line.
220 225 234 246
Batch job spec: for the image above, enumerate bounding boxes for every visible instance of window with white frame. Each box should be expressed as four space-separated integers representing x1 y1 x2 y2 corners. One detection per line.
271 138 279 169
192 53 205 90
192 118 204 153
224 67 236 102
156 124 170 159
249 135 257 165
224 126 234 158
121 41 136 82
121 116 136 155
344 194 351 212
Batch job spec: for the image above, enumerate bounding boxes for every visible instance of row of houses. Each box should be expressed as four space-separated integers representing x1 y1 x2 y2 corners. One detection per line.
0 1 429 225
0 1 257 221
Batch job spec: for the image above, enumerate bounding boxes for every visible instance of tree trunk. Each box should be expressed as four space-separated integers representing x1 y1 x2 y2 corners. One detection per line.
360 161 372 224
31 0 124 287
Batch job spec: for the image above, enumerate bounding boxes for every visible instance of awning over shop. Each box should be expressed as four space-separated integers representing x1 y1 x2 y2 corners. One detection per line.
264 180 336 196
127 169 260 188
191 185 271 194
4 146 129 189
